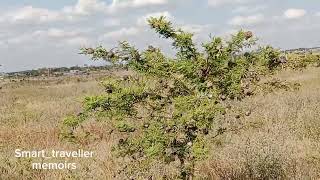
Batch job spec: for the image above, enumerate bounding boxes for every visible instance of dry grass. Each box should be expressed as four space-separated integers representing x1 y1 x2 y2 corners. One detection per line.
198 67 320 179
0 68 320 179
0 76 117 179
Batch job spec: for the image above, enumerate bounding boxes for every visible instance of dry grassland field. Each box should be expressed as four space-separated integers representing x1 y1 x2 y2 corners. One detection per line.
0 67 320 179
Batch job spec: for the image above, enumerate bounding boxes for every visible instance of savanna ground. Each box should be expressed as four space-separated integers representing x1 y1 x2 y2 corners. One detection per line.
0 67 319 179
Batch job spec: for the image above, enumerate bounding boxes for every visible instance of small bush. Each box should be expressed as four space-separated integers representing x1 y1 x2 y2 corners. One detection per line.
61 16 317 179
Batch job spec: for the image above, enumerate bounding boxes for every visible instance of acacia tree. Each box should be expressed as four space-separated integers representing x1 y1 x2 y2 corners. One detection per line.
62 16 282 179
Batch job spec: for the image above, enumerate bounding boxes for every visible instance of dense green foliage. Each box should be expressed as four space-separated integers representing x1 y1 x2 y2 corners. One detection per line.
61 16 319 179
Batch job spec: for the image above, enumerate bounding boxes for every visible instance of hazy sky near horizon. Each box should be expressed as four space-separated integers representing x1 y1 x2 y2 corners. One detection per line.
0 0 319 72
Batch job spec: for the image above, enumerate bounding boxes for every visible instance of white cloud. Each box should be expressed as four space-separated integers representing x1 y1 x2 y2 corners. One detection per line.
284 9 306 19
66 37 91 46
104 18 121 27
232 5 266 14
180 24 212 34
0 0 170 25
0 0 111 25
229 14 264 26
111 0 168 8
208 0 252 7
0 6 64 24
132 0 168 6
63 0 108 15
179 24 217 43
5 28 89 46
34 29 80 38
7 34 33 44
103 27 140 39
137 11 173 26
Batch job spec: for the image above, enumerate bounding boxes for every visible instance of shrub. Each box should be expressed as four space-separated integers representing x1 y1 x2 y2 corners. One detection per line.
284 53 320 70
64 16 289 179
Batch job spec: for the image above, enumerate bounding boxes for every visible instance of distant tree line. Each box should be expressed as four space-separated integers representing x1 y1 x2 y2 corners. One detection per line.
5 65 121 78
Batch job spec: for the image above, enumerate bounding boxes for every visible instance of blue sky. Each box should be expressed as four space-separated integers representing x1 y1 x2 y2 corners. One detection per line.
0 0 319 72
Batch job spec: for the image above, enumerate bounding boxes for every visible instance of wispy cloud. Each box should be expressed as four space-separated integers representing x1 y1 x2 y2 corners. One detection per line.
111 0 168 8
62 0 108 15
232 5 267 14
103 27 140 39
0 6 68 24
208 0 253 7
283 9 307 19
229 14 265 26
0 0 170 25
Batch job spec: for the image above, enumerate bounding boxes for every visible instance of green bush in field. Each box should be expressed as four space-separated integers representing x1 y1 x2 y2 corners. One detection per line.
61 16 289 179
284 53 320 69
